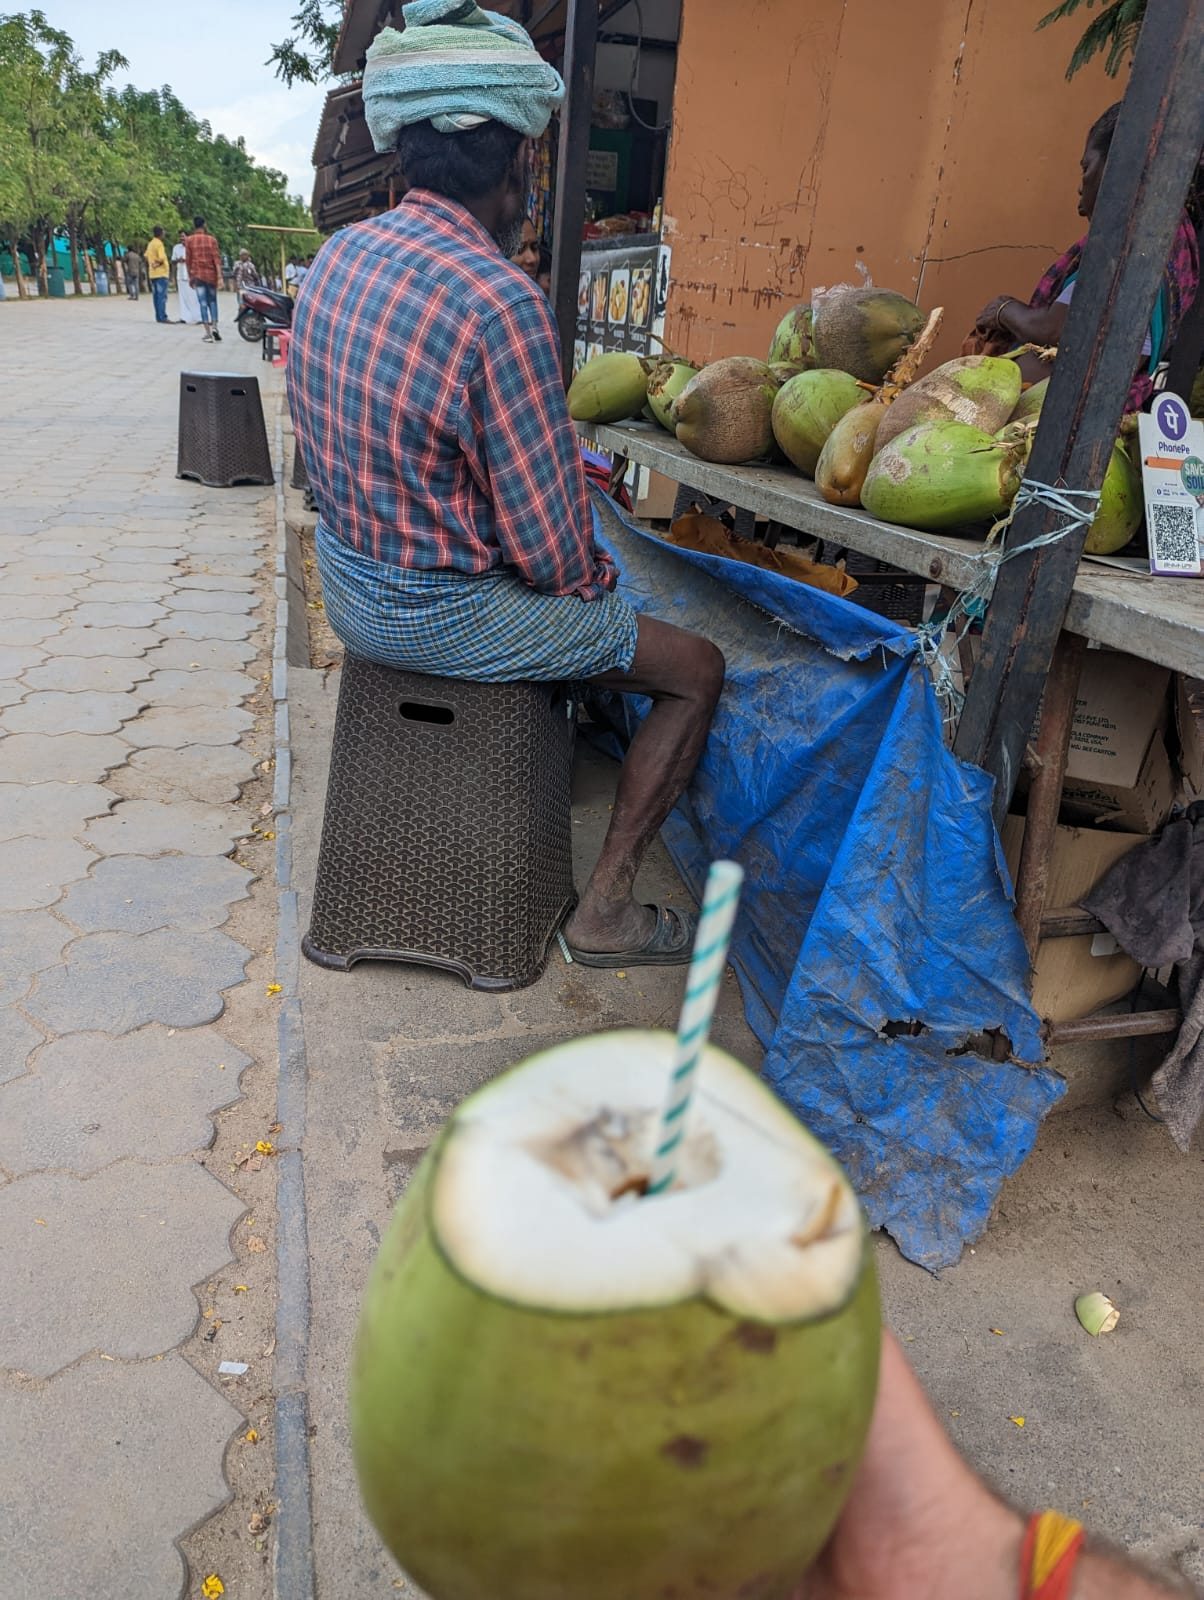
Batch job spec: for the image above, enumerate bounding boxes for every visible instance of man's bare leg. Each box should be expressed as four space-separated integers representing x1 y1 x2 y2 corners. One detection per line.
564 614 724 957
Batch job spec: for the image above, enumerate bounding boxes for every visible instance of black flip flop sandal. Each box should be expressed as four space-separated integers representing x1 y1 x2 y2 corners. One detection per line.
566 904 697 969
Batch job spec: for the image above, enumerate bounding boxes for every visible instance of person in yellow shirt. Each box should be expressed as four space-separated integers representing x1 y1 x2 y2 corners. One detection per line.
146 226 171 323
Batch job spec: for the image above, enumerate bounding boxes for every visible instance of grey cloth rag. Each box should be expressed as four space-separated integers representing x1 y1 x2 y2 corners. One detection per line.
1083 802 1204 1150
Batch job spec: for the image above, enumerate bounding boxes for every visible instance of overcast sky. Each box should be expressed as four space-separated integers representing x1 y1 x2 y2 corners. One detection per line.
38 0 327 199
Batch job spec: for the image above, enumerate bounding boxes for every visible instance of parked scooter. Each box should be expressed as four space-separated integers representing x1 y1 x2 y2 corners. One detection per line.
237 285 294 344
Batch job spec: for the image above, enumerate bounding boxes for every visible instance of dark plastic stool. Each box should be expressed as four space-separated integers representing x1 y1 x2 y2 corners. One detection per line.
303 655 577 991
177 371 274 488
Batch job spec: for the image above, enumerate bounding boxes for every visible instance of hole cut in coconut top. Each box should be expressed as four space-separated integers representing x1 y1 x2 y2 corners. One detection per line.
430 1031 865 1324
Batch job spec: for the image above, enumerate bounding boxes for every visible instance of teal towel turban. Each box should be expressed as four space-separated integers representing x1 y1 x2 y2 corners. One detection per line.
363 0 566 149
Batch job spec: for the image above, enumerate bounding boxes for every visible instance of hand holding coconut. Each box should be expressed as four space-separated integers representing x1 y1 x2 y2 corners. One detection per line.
350 864 882 1600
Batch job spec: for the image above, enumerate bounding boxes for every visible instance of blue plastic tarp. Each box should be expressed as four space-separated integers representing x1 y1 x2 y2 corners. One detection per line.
592 495 1064 1270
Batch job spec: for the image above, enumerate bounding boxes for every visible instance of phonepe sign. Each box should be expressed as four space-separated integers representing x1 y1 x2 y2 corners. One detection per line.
1153 393 1192 449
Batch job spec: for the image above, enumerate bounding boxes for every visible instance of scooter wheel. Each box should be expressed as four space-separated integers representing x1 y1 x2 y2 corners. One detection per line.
239 313 266 343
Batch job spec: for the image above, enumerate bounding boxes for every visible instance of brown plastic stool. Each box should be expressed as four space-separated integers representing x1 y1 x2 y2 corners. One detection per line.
177 371 274 487
303 655 577 990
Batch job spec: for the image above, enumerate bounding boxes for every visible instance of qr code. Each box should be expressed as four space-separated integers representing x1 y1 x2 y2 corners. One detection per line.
1149 502 1200 571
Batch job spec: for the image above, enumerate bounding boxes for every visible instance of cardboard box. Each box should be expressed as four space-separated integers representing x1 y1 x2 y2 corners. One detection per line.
1001 816 1146 1023
634 468 683 522
1060 730 1178 834
1062 649 1170 787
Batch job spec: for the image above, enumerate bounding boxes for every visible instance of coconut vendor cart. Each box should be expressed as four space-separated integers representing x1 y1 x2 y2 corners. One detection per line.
556 1 1204 1270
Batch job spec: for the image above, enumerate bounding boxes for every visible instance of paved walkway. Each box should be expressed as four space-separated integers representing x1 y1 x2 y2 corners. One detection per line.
0 293 282 1599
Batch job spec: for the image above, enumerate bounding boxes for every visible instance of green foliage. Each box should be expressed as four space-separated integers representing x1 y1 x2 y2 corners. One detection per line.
268 0 342 88
0 8 313 274
1036 0 1146 80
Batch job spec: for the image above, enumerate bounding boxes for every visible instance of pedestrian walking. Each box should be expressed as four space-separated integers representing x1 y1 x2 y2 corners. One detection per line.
184 216 222 342
172 229 202 324
123 245 143 300
145 226 171 323
232 248 261 304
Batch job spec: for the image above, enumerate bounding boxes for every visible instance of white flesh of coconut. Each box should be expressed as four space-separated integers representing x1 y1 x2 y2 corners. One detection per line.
431 1031 864 1323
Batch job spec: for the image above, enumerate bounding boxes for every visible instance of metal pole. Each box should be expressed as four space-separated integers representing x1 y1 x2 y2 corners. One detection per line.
549 0 598 381
953 0 1204 825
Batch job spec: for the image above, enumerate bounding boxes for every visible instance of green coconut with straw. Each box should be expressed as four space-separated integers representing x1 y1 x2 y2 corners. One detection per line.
350 863 881 1600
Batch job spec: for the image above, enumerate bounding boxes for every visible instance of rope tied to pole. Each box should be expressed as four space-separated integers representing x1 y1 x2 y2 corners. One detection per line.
913 478 1103 725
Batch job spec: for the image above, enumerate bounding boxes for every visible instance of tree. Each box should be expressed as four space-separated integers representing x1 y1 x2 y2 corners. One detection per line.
268 0 342 87
0 10 315 297
1037 0 1146 80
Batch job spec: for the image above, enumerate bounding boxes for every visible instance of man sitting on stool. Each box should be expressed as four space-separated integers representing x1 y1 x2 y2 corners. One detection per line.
288 0 722 969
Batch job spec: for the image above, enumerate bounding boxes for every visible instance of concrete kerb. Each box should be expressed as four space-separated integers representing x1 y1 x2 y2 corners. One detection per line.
269 399 317 1600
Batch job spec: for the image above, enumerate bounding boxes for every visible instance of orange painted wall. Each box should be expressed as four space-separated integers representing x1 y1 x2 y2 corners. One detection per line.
661 0 1116 368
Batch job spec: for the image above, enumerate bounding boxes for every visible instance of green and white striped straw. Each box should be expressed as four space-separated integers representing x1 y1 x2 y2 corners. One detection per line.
646 860 745 1197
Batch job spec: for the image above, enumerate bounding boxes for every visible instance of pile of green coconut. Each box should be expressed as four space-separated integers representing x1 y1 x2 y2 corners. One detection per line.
567 286 1141 557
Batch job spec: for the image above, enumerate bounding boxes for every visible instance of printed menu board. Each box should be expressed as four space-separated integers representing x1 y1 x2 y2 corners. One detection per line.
573 236 671 379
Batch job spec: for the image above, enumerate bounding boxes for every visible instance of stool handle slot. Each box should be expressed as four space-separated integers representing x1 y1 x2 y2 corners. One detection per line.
398 700 455 726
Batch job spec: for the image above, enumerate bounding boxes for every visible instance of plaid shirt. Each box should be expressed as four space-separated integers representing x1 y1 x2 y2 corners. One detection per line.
287 189 615 601
232 257 261 292
184 229 222 287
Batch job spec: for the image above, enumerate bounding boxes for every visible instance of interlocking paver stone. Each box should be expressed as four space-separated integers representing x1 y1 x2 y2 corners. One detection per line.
79 581 177 604
19 655 150 694
0 1028 251 1173
0 681 25 708
4 619 64 648
100 544 178 565
0 690 147 737
176 573 258 592
0 593 73 621
121 704 254 749
0 1005 42 1086
0 911 71 1005
159 609 257 641
0 1355 242 1600
0 646 47 678
184 556 260 578
51 625 161 658
142 668 256 707
26 927 251 1034
124 745 260 804
143 636 257 670
61 855 253 934
3 554 97 576
167 588 258 614
70 602 167 630
0 837 96 911
84 797 248 856
0 781 116 844
0 1162 244 1374
87 562 180 587
1 573 79 597
0 732 130 784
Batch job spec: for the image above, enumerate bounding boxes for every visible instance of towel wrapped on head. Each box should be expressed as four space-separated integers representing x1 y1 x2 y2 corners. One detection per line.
363 0 565 150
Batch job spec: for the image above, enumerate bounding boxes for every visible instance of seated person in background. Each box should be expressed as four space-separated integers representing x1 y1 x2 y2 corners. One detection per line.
536 243 552 299
288 0 724 969
967 102 1199 408
509 215 540 279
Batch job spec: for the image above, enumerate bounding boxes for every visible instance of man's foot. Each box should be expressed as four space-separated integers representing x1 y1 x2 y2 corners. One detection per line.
564 902 696 968
202 330 214 342
211 327 221 341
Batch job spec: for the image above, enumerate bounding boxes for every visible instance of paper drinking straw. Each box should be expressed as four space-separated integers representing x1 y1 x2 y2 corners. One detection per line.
645 860 745 1197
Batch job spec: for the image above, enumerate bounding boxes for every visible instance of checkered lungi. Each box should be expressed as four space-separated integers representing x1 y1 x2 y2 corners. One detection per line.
315 521 639 682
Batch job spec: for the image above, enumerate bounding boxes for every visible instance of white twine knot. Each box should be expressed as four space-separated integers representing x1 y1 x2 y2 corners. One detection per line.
913 477 1103 727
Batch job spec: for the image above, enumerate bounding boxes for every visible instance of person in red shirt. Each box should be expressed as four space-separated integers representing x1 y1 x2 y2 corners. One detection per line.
184 215 222 342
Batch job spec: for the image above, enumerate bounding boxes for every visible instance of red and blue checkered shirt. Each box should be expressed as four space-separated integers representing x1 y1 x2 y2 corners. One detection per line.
287 189 616 602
